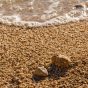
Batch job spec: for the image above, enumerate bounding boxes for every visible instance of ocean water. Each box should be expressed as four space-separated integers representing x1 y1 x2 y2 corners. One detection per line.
0 0 88 27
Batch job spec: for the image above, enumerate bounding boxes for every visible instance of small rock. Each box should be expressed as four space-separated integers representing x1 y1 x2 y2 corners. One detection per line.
51 54 72 68
74 4 84 9
33 66 48 77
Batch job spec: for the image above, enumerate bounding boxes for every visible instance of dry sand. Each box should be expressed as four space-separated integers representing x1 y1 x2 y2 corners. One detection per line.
0 20 88 88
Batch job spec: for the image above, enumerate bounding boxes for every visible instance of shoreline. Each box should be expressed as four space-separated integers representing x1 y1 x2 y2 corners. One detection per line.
0 13 88 28
0 18 88 29
0 11 88 28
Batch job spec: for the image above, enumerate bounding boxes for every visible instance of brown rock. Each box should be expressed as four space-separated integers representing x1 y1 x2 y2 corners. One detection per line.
74 2 88 9
51 54 72 68
74 4 84 9
33 66 48 77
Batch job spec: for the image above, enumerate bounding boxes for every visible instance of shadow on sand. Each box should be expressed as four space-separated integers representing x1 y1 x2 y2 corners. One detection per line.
32 63 75 82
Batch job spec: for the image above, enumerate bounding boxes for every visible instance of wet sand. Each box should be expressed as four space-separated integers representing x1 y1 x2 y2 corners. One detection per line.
0 20 88 88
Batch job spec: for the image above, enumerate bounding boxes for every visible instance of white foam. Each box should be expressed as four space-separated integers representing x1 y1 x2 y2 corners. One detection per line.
0 10 88 27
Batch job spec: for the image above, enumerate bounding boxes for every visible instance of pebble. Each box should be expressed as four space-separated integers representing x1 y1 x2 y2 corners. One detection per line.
33 66 48 77
74 1 88 9
74 4 84 9
51 54 72 68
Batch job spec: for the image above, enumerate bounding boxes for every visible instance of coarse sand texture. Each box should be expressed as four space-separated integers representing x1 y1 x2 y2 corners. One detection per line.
0 20 88 88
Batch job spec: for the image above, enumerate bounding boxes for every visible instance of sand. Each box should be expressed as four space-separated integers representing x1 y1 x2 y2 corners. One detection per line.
0 20 88 88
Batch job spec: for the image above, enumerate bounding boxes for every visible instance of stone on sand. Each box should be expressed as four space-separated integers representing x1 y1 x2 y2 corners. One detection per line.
74 4 84 9
74 1 88 9
51 54 72 68
33 66 48 77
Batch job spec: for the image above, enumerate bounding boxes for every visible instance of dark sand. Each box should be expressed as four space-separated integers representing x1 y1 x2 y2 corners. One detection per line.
0 20 88 88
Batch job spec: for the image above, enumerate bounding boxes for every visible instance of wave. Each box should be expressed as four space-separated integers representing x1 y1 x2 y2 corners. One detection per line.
0 0 88 27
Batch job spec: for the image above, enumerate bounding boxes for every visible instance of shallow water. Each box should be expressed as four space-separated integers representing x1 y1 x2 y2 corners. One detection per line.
0 0 88 27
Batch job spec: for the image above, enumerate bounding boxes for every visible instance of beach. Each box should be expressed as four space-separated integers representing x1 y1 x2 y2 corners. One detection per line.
0 0 88 88
0 20 88 88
